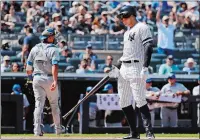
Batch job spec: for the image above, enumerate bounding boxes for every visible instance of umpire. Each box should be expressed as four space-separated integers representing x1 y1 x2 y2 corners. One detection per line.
117 5 154 139
26 28 62 136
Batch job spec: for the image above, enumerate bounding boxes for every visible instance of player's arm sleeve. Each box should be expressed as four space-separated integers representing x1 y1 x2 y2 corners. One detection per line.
51 48 60 65
140 25 154 67
26 49 34 71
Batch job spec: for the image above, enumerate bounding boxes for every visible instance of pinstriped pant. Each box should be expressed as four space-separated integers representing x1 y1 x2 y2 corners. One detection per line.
118 62 147 108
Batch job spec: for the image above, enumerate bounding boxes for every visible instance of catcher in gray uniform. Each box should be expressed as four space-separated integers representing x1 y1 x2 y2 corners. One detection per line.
117 5 155 139
26 28 62 136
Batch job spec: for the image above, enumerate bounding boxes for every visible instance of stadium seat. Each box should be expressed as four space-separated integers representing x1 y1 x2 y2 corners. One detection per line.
98 64 106 70
151 53 167 59
108 41 122 50
177 64 184 70
73 41 86 50
68 58 81 69
150 58 162 72
12 47 22 51
156 64 161 73
58 63 72 71
10 56 21 62
93 59 105 69
191 53 200 59
87 41 104 50
174 37 186 48
59 56 67 63
173 71 188 74
1 50 16 56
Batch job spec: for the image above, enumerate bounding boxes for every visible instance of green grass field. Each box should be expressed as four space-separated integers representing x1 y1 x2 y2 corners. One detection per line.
1 133 199 139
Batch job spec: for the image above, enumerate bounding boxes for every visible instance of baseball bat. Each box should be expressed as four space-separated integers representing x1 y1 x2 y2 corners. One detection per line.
62 75 110 120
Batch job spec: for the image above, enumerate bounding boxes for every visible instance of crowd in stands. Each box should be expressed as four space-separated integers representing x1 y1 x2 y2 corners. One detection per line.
1 1 199 132
1 1 199 74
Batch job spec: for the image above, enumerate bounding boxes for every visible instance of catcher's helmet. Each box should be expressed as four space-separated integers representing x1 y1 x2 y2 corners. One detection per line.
118 5 136 19
40 28 56 40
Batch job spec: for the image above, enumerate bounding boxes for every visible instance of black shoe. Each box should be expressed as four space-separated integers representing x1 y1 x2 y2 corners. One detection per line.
123 132 140 139
146 131 155 139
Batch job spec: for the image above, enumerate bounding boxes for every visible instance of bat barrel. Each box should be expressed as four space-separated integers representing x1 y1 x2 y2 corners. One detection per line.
62 75 110 120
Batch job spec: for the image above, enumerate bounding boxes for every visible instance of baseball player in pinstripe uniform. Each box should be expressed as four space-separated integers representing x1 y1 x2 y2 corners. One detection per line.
117 5 154 139
26 28 62 136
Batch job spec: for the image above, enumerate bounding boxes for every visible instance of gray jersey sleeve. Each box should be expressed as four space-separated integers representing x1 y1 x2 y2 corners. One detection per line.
51 47 60 65
26 47 35 67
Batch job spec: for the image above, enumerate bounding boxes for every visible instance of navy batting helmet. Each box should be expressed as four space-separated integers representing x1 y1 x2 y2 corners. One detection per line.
118 5 136 19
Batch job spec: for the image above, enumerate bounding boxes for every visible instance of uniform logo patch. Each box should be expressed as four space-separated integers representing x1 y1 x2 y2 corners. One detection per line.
128 32 136 41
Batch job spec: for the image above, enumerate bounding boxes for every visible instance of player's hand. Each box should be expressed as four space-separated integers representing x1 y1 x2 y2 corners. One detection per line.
175 91 183 96
50 81 57 91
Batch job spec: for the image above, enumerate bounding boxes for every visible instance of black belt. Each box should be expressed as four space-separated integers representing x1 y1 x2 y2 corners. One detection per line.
121 60 139 63
165 107 177 110
34 73 52 76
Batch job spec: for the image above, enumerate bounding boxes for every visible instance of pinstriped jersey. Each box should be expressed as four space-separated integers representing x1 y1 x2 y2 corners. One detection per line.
120 22 153 62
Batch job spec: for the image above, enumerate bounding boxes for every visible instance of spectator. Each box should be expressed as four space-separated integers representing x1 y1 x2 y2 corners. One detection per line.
60 46 72 63
103 83 123 127
109 16 126 35
83 55 96 71
55 21 65 43
21 26 40 65
52 0 62 13
100 55 113 72
181 14 195 29
11 62 20 72
156 4 176 55
21 0 31 14
136 9 147 23
27 2 39 19
68 2 79 16
177 2 188 15
84 13 93 27
44 0 56 10
186 2 199 22
100 11 110 31
75 15 92 35
182 58 198 74
62 16 74 34
146 10 156 29
158 55 179 75
49 13 61 28
192 77 200 127
79 44 98 60
76 59 93 74
160 73 190 127
145 78 160 127
93 2 103 17
38 11 50 28
36 0 45 12
26 16 37 33
11 84 30 131
8 1 21 12
68 17 77 31
4 6 21 29
1 55 11 72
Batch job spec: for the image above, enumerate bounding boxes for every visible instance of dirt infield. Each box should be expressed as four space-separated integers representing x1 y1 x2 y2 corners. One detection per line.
1 134 199 140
